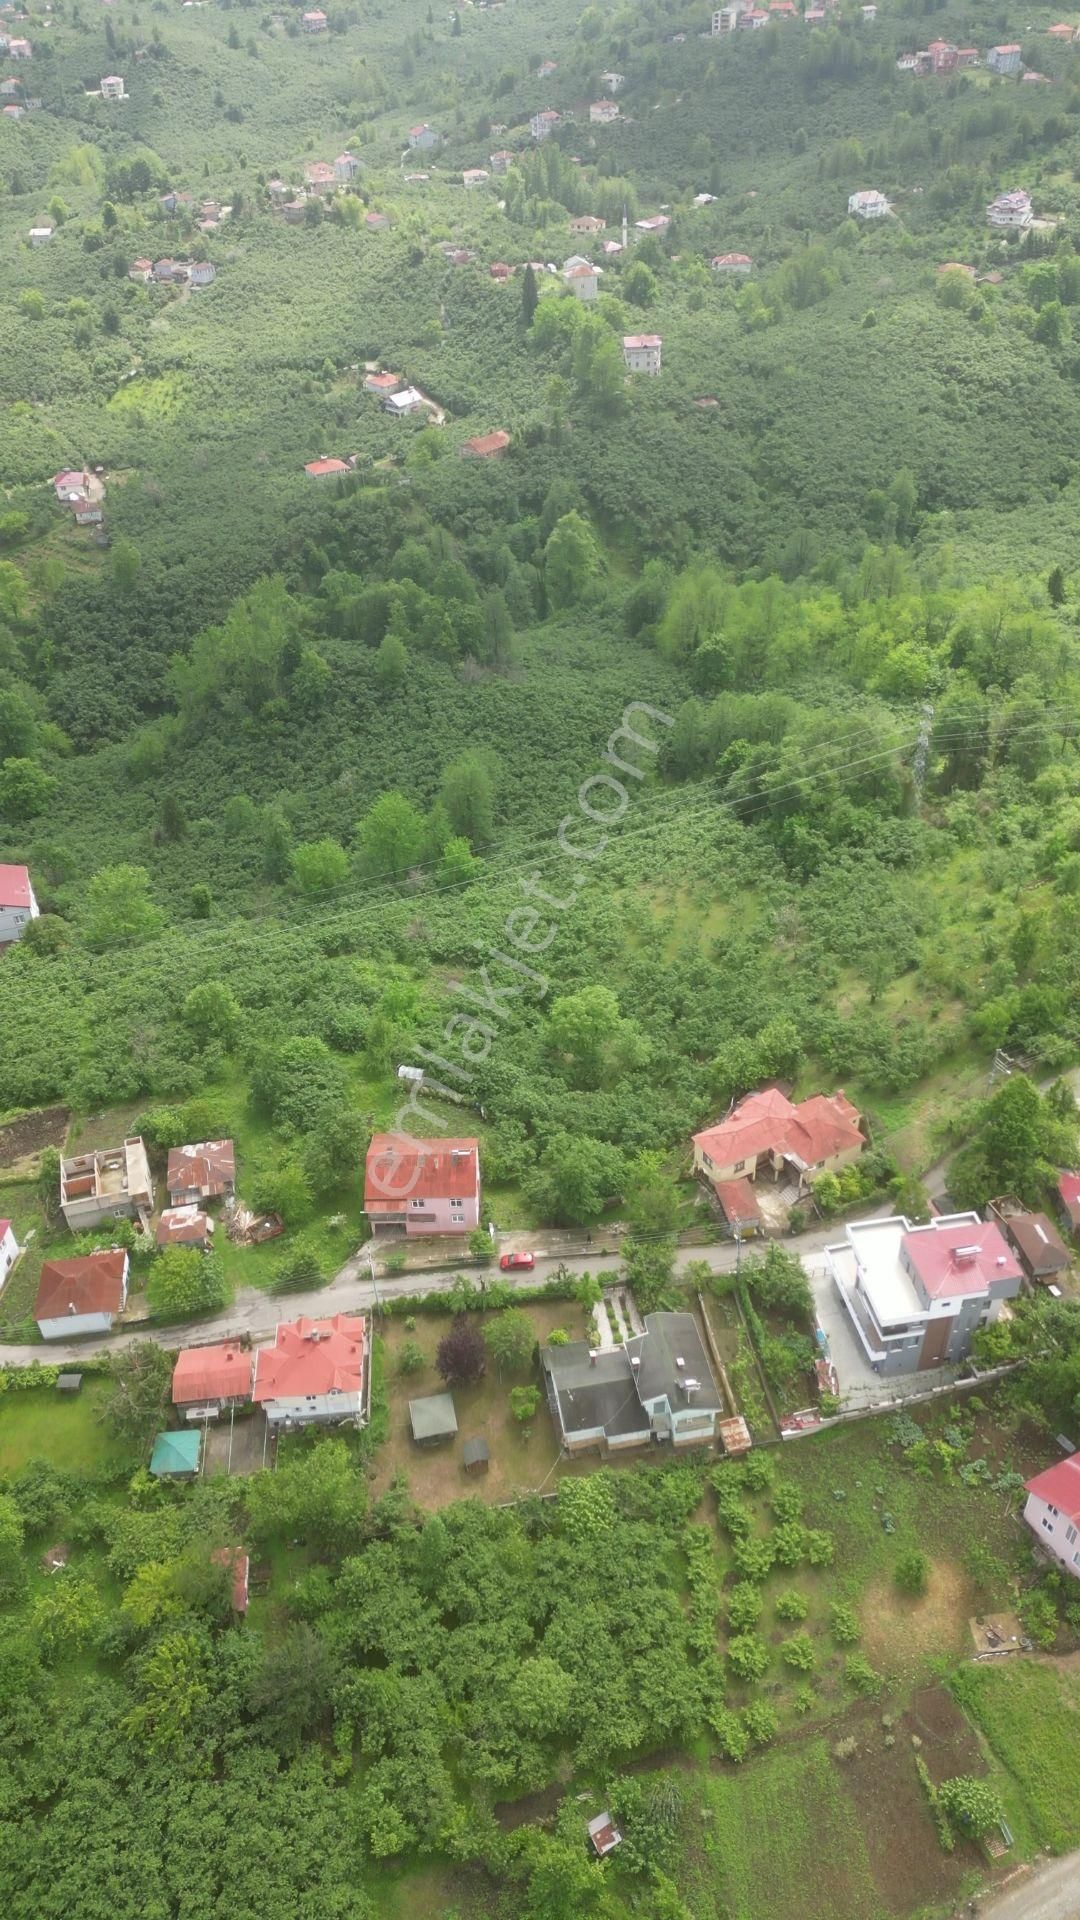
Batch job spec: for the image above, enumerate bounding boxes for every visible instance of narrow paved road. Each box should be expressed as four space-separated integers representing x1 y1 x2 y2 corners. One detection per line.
0 1224 844 1365
978 1849 1080 1920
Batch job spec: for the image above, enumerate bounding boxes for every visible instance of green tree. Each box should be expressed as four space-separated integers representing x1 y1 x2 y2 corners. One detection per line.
521 261 539 327
147 1248 228 1318
526 1133 624 1226
261 808 294 882
435 1314 486 1386
80 864 164 950
937 1776 1004 1840
510 1655 573 1735
0 1491 26 1601
439 753 495 844
510 1383 540 1422
0 757 55 821
1034 299 1070 348
1048 566 1067 607
374 629 408 687
303 1109 366 1194
248 1623 334 1755
544 510 601 608
124 1629 210 1754
246 1439 366 1552
484 1308 534 1375
102 1341 173 1445
356 791 426 875
292 837 349 896
182 981 240 1048
397 1338 427 1375
548 984 622 1075
111 539 141 594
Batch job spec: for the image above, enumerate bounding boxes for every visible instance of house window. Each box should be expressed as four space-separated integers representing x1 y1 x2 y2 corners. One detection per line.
1042 1517 1054 1533
1049 1504 1060 1517
450 1212 464 1224
733 1160 746 1173
410 1198 426 1210
449 1196 464 1206
1067 1524 1078 1546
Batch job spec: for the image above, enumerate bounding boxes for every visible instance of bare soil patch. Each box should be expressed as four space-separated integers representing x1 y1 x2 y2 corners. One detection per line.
862 1558 974 1679
202 1411 272 1477
838 1695 984 1912
0 1105 69 1174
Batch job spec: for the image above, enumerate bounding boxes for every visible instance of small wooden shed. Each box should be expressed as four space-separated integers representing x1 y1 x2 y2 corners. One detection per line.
462 1435 489 1475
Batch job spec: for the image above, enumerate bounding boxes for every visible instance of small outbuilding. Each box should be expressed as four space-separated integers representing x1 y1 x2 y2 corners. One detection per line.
713 1177 764 1238
587 1812 622 1857
55 1373 83 1395
462 1434 489 1474
409 1392 458 1445
150 1429 202 1479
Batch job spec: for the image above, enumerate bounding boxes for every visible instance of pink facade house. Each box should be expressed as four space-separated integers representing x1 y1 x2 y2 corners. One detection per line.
1023 1454 1080 1579
364 1135 480 1236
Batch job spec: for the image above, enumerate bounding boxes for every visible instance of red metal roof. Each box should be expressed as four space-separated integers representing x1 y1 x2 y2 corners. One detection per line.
304 457 349 475
1057 1171 1080 1228
901 1220 1021 1299
0 862 32 908
252 1314 365 1403
1025 1452 1080 1522
623 333 662 348
462 430 511 456
172 1341 254 1403
365 1135 480 1212
156 1205 210 1247
167 1138 235 1197
0 1219 12 1239
35 1250 127 1319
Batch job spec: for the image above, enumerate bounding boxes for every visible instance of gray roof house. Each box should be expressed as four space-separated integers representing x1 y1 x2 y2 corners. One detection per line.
542 1311 723 1454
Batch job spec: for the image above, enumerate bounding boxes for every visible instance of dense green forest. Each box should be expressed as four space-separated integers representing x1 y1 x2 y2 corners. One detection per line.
6 0 1080 1912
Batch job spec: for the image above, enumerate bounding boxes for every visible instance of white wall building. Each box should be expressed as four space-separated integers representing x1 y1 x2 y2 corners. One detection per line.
1023 1454 1080 1579
0 864 39 945
848 189 890 219
0 1219 19 1292
622 333 662 374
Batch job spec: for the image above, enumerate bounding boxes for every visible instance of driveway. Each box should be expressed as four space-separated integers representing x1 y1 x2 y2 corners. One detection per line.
977 1850 1080 1920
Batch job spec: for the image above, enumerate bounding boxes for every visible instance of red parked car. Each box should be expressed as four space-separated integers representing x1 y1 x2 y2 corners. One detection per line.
499 1251 535 1272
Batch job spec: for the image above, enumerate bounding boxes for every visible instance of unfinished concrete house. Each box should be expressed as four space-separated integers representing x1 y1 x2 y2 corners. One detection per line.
60 1137 154 1232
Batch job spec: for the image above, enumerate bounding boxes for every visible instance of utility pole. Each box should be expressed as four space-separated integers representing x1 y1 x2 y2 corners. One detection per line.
913 700 934 797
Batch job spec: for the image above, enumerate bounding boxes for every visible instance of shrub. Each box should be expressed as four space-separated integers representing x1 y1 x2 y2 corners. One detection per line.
937 1775 1003 1841
713 1483 753 1540
742 1700 778 1747
509 1385 541 1423
844 1653 883 1696
770 1482 804 1524
709 1706 750 1763
397 1340 426 1375
775 1589 809 1623
726 1582 764 1633
793 1683 816 1716
727 1633 769 1682
829 1602 860 1645
1020 1587 1059 1649
805 1529 836 1567
772 1521 809 1568
895 1548 929 1596
547 1327 570 1345
742 1450 775 1494
780 1631 816 1672
833 1736 857 1761
732 1536 775 1583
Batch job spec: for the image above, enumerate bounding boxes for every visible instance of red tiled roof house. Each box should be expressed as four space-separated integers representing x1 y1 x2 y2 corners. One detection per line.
364 1135 480 1235
252 1313 368 1430
1023 1454 1080 1580
172 1340 254 1411
35 1249 129 1341
693 1088 865 1195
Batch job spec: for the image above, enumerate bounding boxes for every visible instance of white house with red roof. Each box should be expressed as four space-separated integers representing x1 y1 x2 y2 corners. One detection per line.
252 1313 368 1429
623 333 662 373
826 1213 1023 1377
1023 1454 1080 1578
694 1087 865 1193
530 108 561 141
172 1340 254 1412
364 1135 480 1235
1056 1171 1080 1236
0 862 39 945
0 1219 19 1291
408 122 440 150
711 252 753 273
301 8 327 29
34 1249 129 1340
589 99 619 124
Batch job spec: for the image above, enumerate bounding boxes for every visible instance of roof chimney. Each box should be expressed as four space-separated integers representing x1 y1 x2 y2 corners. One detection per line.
588 1350 597 1367
630 1356 641 1372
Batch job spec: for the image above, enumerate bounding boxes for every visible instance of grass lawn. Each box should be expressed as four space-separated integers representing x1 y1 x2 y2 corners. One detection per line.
370 1302 587 1509
0 1377 134 1476
951 1657 1080 1855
